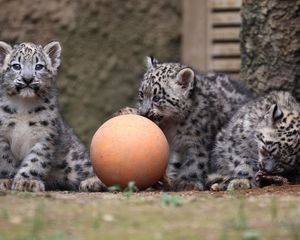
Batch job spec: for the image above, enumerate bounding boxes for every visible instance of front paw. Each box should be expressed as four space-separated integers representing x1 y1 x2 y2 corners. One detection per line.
79 176 107 192
0 179 12 190
206 174 231 191
12 178 45 192
112 107 138 117
227 179 251 191
174 179 204 191
151 174 174 191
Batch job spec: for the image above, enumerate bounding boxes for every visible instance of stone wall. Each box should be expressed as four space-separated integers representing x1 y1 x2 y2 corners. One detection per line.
0 0 182 143
240 0 300 97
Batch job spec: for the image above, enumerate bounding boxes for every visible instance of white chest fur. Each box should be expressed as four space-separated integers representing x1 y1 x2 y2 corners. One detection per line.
0 97 52 161
12 116 42 160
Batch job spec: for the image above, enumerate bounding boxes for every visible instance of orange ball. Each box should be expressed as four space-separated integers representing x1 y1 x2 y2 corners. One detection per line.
90 114 169 190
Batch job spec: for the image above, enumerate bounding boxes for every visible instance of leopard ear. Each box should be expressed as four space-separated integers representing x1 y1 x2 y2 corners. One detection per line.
269 104 283 123
145 56 159 69
0 41 12 70
43 41 61 71
175 67 195 92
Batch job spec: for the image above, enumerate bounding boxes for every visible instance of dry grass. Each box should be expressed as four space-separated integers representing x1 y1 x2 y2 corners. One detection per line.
1 185 300 240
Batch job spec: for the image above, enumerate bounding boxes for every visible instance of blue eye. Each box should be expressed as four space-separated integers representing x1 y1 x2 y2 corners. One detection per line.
35 64 44 71
152 95 161 102
12 64 21 71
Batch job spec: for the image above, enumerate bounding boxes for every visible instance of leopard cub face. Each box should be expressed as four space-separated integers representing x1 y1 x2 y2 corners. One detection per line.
137 57 195 124
0 41 61 99
256 102 300 175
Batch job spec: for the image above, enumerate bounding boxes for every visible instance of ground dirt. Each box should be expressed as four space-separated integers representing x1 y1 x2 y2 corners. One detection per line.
1 185 300 240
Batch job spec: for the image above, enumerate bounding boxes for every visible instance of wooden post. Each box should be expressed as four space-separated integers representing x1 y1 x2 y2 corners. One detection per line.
182 0 208 71
182 0 242 79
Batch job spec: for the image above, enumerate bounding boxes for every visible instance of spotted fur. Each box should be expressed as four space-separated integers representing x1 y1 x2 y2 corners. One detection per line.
117 57 252 191
0 41 106 192
209 91 300 190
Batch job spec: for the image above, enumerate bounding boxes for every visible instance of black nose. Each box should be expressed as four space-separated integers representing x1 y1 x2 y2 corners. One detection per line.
22 77 34 85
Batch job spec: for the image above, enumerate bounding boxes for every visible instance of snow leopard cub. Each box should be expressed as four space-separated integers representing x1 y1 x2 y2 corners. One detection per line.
209 91 300 191
0 41 106 192
116 57 252 191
